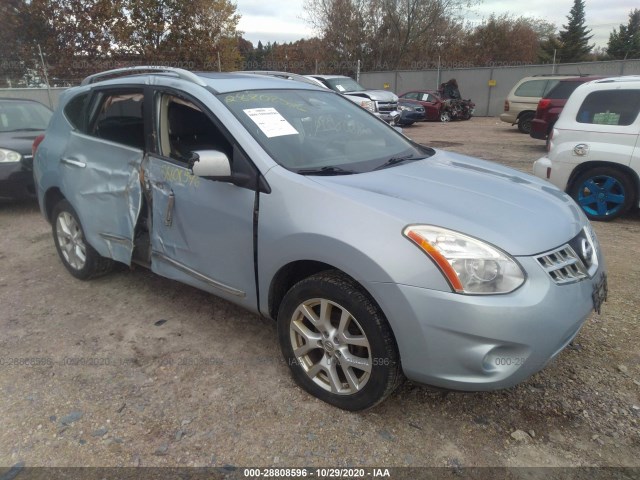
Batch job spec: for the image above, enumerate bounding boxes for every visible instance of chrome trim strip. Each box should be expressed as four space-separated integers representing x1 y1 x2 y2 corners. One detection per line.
61 157 86 168
152 252 246 298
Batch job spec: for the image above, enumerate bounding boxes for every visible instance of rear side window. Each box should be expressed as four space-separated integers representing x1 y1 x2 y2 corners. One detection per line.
546 81 582 100
514 80 548 98
90 91 145 149
576 90 640 126
64 93 90 132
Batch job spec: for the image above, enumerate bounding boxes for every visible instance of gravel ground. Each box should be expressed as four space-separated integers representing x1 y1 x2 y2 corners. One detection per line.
0 117 638 470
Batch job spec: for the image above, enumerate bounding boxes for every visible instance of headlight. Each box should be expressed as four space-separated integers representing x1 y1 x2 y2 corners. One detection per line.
403 225 525 294
0 148 22 163
359 100 376 113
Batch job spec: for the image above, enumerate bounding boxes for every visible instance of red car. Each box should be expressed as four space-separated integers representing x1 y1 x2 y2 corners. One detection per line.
530 76 604 142
398 90 446 121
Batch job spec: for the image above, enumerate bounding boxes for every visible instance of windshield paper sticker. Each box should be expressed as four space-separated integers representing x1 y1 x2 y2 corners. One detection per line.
243 108 299 138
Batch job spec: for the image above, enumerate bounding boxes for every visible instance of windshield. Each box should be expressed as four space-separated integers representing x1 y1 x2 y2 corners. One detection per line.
326 78 366 93
0 101 52 132
219 89 431 174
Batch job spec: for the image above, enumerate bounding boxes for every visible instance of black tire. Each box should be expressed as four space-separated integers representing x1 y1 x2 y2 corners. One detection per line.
569 167 635 221
517 112 534 134
440 110 451 122
277 271 402 411
52 199 113 279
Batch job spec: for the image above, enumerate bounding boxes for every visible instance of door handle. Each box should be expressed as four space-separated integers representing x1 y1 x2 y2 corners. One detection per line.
61 157 86 168
164 192 175 227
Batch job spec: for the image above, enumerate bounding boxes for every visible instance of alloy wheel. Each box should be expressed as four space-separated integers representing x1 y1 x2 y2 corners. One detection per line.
56 211 87 270
289 298 372 395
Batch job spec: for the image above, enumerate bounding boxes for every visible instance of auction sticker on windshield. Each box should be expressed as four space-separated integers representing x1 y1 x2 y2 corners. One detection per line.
243 108 299 138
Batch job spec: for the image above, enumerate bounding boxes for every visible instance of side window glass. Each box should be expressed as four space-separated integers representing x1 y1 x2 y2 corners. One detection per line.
90 91 145 149
514 80 548 98
543 80 560 96
64 93 90 132
158 94 232 163
405 92 418 100
576 90 640 126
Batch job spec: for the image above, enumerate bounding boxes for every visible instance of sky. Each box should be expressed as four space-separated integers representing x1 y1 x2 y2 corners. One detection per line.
235 0 637 50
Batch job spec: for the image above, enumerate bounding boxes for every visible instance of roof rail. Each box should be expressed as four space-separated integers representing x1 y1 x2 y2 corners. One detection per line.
80 66 208 87
235 70 324 88
532 73 589 77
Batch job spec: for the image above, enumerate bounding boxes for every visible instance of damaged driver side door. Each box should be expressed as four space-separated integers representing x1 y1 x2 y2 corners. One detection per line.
142 90 257 309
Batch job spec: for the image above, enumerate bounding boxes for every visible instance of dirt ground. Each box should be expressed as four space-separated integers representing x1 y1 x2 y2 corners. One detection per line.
0 117 638 470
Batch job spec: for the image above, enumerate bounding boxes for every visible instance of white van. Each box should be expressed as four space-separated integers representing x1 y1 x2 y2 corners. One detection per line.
534 76 640 221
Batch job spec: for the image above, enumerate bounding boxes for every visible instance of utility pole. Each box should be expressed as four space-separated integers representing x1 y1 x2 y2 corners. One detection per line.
37 44 53 109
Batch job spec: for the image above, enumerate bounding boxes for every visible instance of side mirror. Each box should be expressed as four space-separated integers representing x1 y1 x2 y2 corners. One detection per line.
192 150 231 178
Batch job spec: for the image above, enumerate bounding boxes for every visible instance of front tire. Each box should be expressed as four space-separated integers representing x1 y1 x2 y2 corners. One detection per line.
277 271 402 411
440 110 451 122
569 167 635 221
52 199 113 279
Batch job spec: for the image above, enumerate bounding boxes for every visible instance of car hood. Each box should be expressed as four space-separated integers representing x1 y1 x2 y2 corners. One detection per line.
0 130 45 155
312 150 585 256
347 90 398 102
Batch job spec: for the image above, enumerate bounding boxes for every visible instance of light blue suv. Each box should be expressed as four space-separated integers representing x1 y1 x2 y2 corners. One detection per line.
33 67 607 410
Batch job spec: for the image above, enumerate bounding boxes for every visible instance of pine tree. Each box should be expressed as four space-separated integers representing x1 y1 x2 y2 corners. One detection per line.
557 0 593 62
607 9 640 59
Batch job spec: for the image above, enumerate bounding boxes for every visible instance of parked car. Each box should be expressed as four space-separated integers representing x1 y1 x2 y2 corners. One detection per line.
397 98 426 126
500 75 583 134
307 75 400 124
0 98 52 200
530 76 604 143
398 90 445 121
34 67 607 411
534 76 640 221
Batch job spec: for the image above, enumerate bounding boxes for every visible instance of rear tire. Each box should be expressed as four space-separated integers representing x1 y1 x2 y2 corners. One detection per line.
52 199 113 279
517 112 534 134
569 167 634 221
277 271 402 411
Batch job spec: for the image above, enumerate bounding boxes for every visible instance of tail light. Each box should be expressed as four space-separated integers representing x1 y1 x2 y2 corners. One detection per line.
538 99 551 111
503 100 509 112
32 134 45 157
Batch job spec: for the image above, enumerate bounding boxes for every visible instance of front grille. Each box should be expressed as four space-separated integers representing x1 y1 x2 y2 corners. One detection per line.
535 245 589 285
377 101 398 113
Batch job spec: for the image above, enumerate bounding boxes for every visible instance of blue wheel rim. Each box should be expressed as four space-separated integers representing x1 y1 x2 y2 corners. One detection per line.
577 175 625 218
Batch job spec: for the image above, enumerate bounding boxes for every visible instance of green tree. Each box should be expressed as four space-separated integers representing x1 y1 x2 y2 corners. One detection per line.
557 0 593 62
607 9 640 59
538 34 563 63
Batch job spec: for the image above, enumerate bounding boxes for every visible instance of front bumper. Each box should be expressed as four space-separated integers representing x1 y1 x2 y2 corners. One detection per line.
376 111 401 124
398 111 426 124
367 255 605 391
0 162 36 200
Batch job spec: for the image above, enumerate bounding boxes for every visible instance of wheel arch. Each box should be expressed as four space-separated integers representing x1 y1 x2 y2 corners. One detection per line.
566 161 640 204
267 260 386 324
43 187 66 223
517 110 535 121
